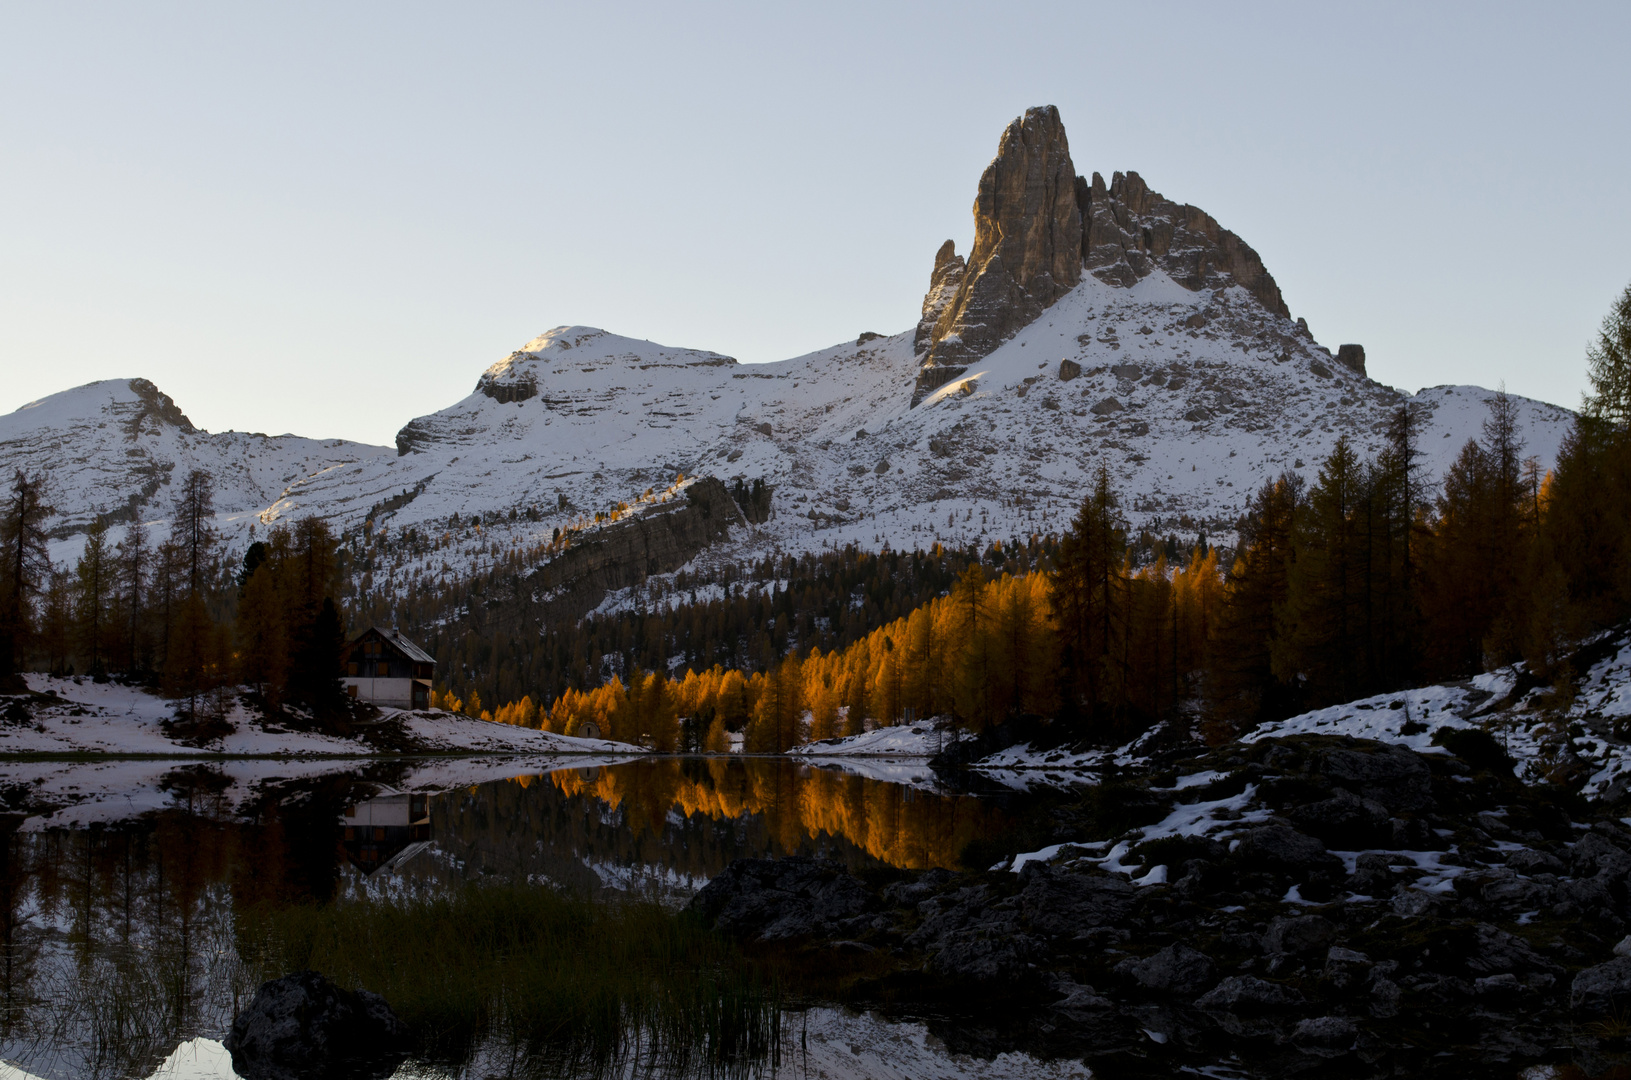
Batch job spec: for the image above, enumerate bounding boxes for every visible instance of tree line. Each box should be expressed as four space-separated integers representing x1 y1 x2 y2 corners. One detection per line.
7 283 1629 750
396 539 1063 720
464 281 1631 749
0 468 351 729
436 567 1062 753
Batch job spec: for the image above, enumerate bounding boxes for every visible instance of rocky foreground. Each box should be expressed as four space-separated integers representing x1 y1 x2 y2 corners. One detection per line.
690 730 1631 1078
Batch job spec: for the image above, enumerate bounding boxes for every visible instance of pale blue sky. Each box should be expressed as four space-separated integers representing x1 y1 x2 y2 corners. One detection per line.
2 2 1627 447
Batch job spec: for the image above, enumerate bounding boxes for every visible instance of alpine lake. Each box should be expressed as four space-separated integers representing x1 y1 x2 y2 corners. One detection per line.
0 754 1068 1080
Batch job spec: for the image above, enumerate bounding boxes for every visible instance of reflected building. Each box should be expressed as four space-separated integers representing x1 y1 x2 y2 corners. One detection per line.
341 790 432 877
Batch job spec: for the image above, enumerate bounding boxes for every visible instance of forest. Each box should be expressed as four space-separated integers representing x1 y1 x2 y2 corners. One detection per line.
2 284 1629 751
0 469 352 732
434 283 1631 749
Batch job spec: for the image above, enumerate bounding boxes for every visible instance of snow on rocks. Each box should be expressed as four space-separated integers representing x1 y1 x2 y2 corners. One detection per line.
1001 776 1276 879
791 722 964 758
1244 683 1480 756
975 721 1170 776
1 674 645 758
1241 627 1631 800
789 722 968 789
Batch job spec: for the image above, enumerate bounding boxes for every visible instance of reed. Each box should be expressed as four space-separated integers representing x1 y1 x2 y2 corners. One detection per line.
237 886 782 1079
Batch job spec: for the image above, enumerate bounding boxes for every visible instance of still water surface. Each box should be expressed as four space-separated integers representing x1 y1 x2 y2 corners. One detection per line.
0 756 1025 1079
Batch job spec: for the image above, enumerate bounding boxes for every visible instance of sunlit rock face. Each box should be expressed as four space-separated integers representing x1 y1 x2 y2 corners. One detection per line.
917 105 1084 401
1080 168 1288 318
914 239 966 354
913 105 1291 403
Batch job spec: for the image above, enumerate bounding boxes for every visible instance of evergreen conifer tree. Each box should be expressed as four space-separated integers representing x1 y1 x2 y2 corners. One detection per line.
1206 472 1302 728
1051 465 1128 730
113 519 151 674
1584 281 1631 428
0 471 53 679
72 518 111 677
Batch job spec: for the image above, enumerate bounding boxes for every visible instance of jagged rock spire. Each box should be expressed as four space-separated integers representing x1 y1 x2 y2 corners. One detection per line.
1080 169 1287 319
915 106 1082 402
913 106 1293 405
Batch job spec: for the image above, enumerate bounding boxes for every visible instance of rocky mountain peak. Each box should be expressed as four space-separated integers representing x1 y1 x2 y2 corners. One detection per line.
916 106 1082 401
1080 168 1287 319
913 107 1294 403
126 378 196 435
913 240 965 353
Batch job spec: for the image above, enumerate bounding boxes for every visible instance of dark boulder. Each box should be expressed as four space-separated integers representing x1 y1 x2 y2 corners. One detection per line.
1293 1015 1357 1057
1116 943 1217 997
1573 831 1631 882
1401 973 1473 1007
1572 957 1631 1015
1350 851 1406 897
927 915 1040 984
1467 922 1562 979
224 971 407 1080
1314 744 1434 813
908 884 1039 983
1390 886 1445 918
686 857 874 943
1263 915 1336 956
1370 974 1403 1018
1196 975 1305 1021
1018 862 1134 938
1288 787 1392 848
1555 875 1615 918
1505 848 1565 875
1322 947 1372 990
1234 826 1343 878
1196 975 1306 1039
1477 869 1553 911
880 867 958 907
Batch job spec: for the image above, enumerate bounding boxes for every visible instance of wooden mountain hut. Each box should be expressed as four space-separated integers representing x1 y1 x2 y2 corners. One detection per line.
342 626 435 709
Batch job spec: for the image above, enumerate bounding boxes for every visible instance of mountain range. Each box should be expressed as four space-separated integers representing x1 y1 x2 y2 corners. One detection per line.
3 106 1575 605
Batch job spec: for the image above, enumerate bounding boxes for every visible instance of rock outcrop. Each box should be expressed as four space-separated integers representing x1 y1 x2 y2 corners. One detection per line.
915 106 1082 402
1337 343 1367 376
913 106 1294 404
912 240 965 353
1079 168 1288 317
694 729 1631 1076
225 970 407 1080
126 378 197 435
524 476 762 627
476 352 540 403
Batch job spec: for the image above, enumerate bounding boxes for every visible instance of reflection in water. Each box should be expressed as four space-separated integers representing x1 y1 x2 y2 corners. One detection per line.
547 757 996 875
366 758 1008 904
340 791 432 877
0 757 1014 1079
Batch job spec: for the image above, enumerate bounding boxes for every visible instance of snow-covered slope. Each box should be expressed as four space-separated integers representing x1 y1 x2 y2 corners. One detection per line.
0 377 389 563
3 673 645 757
8 282 1573 600
254 275 1573 587
2 105 1579 605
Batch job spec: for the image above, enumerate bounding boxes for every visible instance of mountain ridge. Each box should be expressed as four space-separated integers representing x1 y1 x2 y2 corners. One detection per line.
1 107 1578 609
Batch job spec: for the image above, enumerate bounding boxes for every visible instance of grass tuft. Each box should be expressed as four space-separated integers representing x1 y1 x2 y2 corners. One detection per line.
237 885 781 1079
